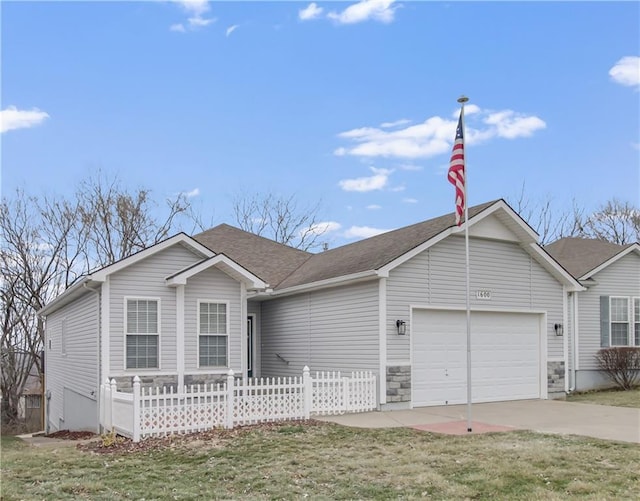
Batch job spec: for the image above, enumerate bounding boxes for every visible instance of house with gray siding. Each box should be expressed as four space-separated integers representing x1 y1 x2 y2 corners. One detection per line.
40 199 582 433
545 238 640 391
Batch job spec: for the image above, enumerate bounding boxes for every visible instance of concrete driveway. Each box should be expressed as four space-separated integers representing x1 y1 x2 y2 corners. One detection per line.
320 400 640 444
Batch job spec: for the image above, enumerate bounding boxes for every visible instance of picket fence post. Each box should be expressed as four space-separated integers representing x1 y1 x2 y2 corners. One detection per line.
226 369 235 429
132 376 141 442
102 378 111 431
109 379 117 431
303 366 311 419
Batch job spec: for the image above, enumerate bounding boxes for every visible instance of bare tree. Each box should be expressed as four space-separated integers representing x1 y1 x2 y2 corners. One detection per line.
581 199 640 245
1 175 194 426
509 184 586 244
232 192 326 251
77 174 191 269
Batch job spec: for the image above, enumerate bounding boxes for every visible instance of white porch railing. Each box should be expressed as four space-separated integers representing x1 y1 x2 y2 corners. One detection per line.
100 366 376 442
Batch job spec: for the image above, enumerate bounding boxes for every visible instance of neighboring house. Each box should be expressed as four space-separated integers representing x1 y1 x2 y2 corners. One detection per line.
545 238 640 391
39 199 582 433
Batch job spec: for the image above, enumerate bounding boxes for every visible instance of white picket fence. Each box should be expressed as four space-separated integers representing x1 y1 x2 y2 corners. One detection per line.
100 366 376 442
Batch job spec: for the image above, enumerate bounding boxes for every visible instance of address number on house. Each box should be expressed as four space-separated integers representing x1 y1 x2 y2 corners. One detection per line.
476 290 492 300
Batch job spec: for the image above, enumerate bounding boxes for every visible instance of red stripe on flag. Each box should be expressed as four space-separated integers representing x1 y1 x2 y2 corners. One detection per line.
448 112 465 226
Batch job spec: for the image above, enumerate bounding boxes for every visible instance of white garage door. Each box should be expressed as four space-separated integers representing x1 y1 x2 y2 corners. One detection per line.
412 309 541 407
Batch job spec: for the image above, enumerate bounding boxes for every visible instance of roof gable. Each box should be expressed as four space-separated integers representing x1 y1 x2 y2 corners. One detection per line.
166 253 268 289
276 201 501 290
193 224 312 287
545 238 639 279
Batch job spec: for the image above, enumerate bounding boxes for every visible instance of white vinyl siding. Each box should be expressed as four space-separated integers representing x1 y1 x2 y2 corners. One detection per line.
576 252 640 370
44 291 99 431
198 301 229 368
387 236 563 363
109 244 201 375
184 268 241 373
260 280 379 377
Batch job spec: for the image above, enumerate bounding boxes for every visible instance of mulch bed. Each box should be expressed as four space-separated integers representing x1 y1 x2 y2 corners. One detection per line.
78 419 328 455
45 430 97 440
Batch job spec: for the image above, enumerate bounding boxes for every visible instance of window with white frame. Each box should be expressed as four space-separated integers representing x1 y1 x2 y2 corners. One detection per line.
126 299 159 369
199 302 228 367
610 297 630 346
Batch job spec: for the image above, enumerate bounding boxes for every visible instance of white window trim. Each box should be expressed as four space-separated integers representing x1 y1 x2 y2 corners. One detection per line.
123 296 162 371
197 299 230 369
609 296 638 347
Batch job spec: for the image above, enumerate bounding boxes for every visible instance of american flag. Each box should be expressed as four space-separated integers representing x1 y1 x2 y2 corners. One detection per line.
448 112 465 226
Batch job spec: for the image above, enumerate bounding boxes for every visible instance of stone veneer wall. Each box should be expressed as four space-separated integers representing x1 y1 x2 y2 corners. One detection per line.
184 374 228 386
111 373 232 392
547 361 565 396
111 374 178 392
386 365 411 403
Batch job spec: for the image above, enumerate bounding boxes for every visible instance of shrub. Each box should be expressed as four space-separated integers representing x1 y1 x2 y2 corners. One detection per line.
595 347 640 390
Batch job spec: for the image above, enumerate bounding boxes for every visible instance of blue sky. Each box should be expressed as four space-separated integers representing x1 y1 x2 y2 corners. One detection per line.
2 0 639 248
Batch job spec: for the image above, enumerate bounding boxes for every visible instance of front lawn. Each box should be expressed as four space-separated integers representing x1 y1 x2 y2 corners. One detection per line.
2 422 639 500
567 387 640 408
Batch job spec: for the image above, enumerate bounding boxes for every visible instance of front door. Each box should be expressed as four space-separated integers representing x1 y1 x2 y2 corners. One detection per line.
247 315 254 378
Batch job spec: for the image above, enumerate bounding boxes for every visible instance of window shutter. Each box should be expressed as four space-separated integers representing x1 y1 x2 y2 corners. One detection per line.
600 296 610 347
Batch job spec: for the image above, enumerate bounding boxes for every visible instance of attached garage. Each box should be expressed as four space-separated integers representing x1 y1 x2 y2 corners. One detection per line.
411 309 544 407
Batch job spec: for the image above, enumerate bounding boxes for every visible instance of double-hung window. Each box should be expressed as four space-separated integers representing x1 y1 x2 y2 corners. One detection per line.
610 297 630 346
126 298 159 369
199 302 228 368
608 296 640 347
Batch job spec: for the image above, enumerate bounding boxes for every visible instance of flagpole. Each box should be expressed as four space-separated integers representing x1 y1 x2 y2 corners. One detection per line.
457 95 472 433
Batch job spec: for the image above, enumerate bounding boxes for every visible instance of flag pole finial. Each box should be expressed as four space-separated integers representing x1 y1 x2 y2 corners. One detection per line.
457 95 469 104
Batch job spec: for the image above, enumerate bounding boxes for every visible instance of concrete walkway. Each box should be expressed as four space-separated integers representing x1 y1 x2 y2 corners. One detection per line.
319 400 640 444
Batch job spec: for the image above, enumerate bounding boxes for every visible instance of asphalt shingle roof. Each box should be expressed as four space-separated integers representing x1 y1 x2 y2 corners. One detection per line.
544 237 632 278
193 224 312 287
194 201 499 290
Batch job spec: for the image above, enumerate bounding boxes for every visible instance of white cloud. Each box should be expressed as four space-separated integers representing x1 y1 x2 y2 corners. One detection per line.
338 167 392 192
609 56 640 87
389 185 405 192
299 3 323 21
402 198 418 204
451 103 480 118
483 110 546 139
226 24 239 37
304 221 342 236
183 188 200 198
328 0 397 25
380 118 411 128
344 225 392 239
335 106 546 159
366 204 382 210
171 0 215 32
1 106 50 133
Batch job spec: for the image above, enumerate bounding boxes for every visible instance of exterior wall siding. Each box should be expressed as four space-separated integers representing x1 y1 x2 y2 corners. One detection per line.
44 291 100 432
387 236 564 364
108 245 201 376
260 281 379 377
184 267 242 374
576 252 640 372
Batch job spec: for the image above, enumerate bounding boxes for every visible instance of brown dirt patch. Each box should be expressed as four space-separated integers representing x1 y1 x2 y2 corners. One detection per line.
44 430 97 440
78 419 325 454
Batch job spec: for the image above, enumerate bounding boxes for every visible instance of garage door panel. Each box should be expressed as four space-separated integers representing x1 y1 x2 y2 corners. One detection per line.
412 310 541 407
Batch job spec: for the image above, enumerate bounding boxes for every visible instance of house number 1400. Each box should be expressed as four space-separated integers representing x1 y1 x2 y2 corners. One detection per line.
476 290 492 300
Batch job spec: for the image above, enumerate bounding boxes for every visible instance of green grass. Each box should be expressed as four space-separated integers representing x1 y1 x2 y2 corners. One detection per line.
567 387 640 408
2 423 640 500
